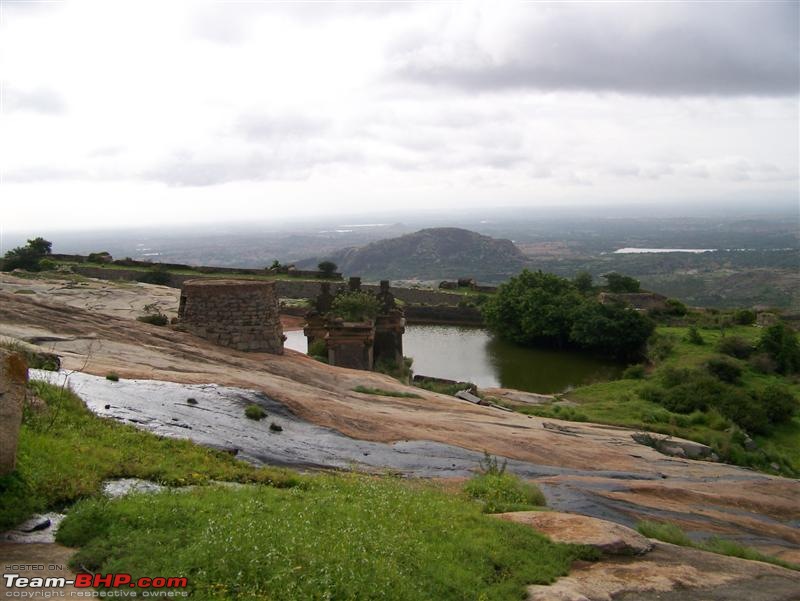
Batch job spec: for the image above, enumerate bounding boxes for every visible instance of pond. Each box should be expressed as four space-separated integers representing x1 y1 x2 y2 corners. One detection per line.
284 324 623 394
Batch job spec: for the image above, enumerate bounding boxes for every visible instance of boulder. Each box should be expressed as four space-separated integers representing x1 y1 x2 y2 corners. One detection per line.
495 511 653 556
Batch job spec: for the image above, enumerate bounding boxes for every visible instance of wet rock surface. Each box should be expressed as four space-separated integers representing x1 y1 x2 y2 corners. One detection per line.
3 513 65 544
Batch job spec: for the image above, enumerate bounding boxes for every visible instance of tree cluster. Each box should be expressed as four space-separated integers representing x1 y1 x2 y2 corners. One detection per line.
1 237 52 272
482 269 655 360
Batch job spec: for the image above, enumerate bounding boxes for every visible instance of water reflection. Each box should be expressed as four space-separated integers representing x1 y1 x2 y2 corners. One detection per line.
284 325 622 394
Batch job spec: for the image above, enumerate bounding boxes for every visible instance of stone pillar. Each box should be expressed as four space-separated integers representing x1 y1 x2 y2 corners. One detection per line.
303 313 328 353
326 320 375 370
315 282 334 313
374 311 405 368
0 350 27 475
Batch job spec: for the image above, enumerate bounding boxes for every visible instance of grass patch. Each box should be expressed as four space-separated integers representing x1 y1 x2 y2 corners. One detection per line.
353 385 422 399
462 453 547 513
13 289 36 294
559 325 800 476
636 520 799 571
244 404 267 421
57 475 594 600
0 381 302 531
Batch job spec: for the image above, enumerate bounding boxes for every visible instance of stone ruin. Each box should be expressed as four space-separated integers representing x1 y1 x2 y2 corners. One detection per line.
303 278 405 371
178 279 284 354
0 349 27 476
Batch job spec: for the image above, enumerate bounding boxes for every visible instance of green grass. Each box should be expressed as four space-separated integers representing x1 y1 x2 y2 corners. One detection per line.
463 472 547 514
57 475 595 600
244 403 267 420
636 520 799 571
548 325 800 476
353 385 422 399
0 381 301 531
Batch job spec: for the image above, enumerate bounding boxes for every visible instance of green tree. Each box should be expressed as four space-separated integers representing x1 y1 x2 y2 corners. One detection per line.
573 271 593 295
2 237 53 272
569 301 655 359
482 270 585 348
603 272 641 293
758 323 800 374
318 261 338 278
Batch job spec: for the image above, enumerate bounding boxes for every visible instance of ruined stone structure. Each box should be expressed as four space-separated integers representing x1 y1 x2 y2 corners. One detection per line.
0 349 27 475
303 279 405 371
178 279 284 354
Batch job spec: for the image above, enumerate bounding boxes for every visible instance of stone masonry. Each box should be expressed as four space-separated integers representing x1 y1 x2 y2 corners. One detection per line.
178 279 284 354
0 349 27 475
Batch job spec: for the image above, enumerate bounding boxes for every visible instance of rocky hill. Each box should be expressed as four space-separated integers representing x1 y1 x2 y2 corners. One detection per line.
300 227 528 282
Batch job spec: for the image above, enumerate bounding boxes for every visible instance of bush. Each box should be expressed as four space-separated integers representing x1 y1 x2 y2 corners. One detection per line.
758 323 800 374
647 332 676 363
685 326 705 345
331 291 381 322
105 372 120 382
717 336 753 359
755 384 798 425
463 455 546 513
38 258 57 271
705 356 743 384
570 301 655 360
749 352 778 374
137 314 169 326
308 339 327 359
137 266 172 286
244 404 267 420
733 309 756 325
622 364 646 380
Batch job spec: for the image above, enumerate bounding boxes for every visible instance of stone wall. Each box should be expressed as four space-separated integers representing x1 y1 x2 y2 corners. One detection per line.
0 349 27 475
178 279 284 354
403 304 484 325
70 266 467 306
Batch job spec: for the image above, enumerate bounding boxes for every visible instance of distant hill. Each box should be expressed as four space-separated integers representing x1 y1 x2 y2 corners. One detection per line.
298 227 528 283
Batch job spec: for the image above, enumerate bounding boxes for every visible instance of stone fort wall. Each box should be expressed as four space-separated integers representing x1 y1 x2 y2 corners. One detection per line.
178 279 284 354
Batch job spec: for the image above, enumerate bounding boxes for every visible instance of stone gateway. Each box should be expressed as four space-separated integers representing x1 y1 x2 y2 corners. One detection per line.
178 279 284 354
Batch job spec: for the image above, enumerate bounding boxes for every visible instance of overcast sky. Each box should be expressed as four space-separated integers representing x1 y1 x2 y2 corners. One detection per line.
1 0 798 233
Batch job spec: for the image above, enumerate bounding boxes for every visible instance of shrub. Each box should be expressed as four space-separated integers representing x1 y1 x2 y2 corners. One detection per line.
105 372 120 382
38 258 57 271
705 356 743 384
758 323 800 374
683 326 704 345
464 455 546 513
733 309 756 325
244 404 267 421
647 332 676 363
2 237 52 272
330 291 381 322
749 352 778 374
137 266 172 286
717 336 753 359
622 364 646 380
755 384 798 425
570 301 655 360
715 389 770 434
137 314 169 326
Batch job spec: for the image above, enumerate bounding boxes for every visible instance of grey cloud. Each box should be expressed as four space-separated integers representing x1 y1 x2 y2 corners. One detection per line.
392 3 799 96
235 112 329 141
144 145 363 187
5 86 66 114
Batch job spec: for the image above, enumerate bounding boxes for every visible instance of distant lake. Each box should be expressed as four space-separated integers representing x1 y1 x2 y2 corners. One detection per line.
285 324 623 394
614 247 716 254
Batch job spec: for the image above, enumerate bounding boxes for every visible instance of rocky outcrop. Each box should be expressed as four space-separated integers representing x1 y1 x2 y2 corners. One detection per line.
495 511 653 556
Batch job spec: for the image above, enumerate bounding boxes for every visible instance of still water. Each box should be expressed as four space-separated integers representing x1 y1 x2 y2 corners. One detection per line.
285 324 622 394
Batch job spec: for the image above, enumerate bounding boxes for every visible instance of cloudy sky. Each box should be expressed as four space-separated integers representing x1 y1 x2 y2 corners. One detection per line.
1 0 798 232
